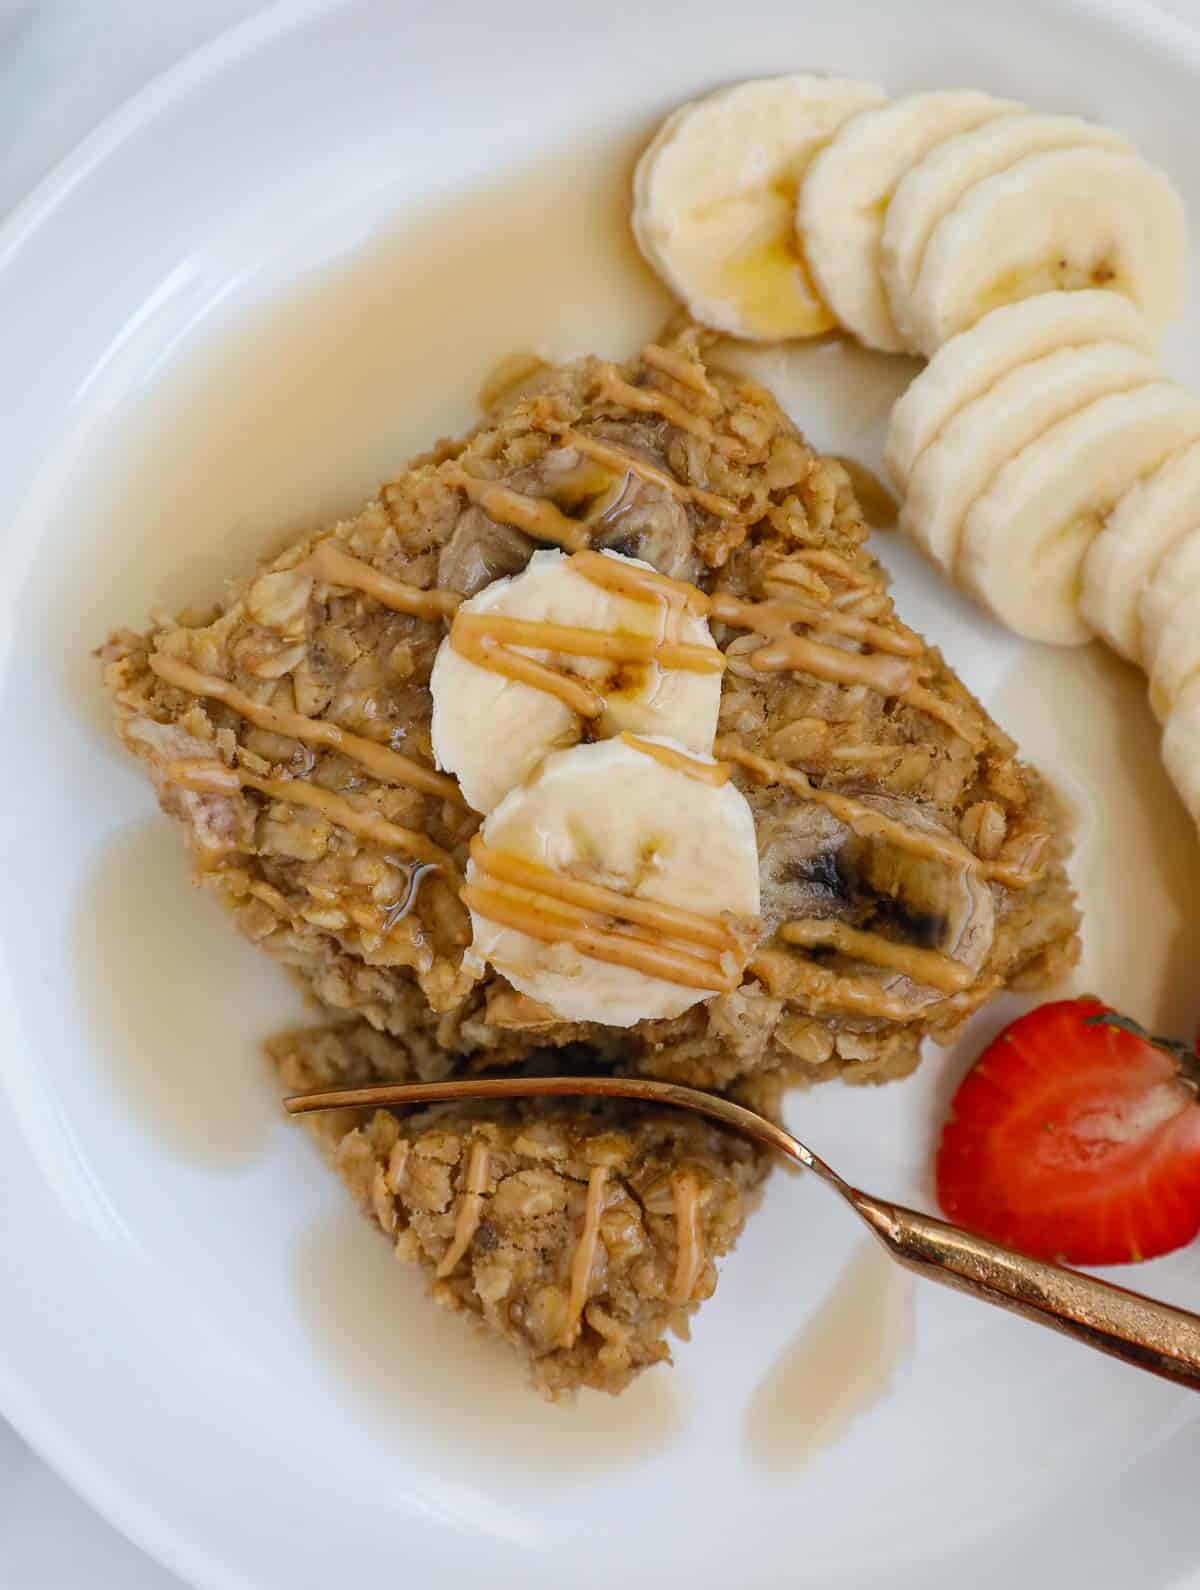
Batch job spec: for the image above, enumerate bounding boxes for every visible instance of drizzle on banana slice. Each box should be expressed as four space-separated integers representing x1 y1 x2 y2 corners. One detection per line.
464 737 761 1026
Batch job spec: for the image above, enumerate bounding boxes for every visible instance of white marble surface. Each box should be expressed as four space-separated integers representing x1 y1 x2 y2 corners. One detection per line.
1 1 1198 1587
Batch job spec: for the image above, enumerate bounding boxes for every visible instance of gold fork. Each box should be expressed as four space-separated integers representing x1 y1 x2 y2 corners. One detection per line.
284 1072 1200 1391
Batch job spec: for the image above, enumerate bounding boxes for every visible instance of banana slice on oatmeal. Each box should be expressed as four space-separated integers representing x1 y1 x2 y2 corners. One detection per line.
430 549 724 813
462 736 762 1026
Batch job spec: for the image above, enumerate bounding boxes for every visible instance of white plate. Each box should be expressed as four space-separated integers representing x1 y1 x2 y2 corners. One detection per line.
3 2 1200 1586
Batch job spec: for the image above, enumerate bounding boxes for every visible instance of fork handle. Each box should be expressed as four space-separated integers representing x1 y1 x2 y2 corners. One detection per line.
849 1189 1200 1392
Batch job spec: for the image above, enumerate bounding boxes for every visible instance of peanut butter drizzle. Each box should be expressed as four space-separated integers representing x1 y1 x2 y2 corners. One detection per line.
670 1171 705 1305
758 558 831 603
452 610 723 674
641 343 721 412
597 364 716 444
724 742 1033 890
620 733 731 786
749 947 937 1023
448 550 724 714
718 745 980 874
305 540 460 620
899 684 986 750
563 1165 609 1347
444 465 589 551
469 837 745 955
708 594 916 695
569 548 709 615
646 544 979 742
467 873 722 963
598 365 744 458
554 427 739 520
780 919 975 995
736 593 920 658
435 1139 491 1278
165 758 454 869
148 652 466 806
450 624 604 718
462 882 737 992
793 548 875 588
832 588 888 616
575 550 918 699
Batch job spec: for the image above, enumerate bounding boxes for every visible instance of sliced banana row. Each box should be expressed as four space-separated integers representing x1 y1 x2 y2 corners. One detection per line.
1082 439 1200 662
884 289 1200 835
632 77 1185 355
960 383 1200 647
884 290 1156 489
890 317 1200 647
631 75 1200 858
900 338 1157 576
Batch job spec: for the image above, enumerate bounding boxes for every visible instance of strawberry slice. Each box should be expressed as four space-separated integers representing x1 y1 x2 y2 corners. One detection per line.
936 996 1200 1265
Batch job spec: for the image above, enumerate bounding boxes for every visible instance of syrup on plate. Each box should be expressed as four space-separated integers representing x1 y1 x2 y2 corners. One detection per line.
63 131 1200 1461
292 1205 686 1485
745 1241 914 1475
994 643 1200 1035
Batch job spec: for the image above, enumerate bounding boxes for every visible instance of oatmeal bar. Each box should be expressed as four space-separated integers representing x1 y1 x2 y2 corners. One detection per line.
269 1022 767 1396
102 325 1079 1089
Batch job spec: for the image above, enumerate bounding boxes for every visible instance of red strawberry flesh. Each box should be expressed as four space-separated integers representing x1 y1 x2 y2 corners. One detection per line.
936 997 1200 1265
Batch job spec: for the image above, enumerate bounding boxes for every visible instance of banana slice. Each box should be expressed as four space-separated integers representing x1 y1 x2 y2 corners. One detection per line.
632 74 886 341
1162 678 1200 825
1148 603 1200 722
1147 531 1200 718
902 341 1156 571
906 147 1187 355
882 114 1131 347
1080 440 1200 663
884 290 1154 491
464 737 762 1026
430 549 723 814
958 383 1200 646
1142 526 1200 691
799 91 1021 352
